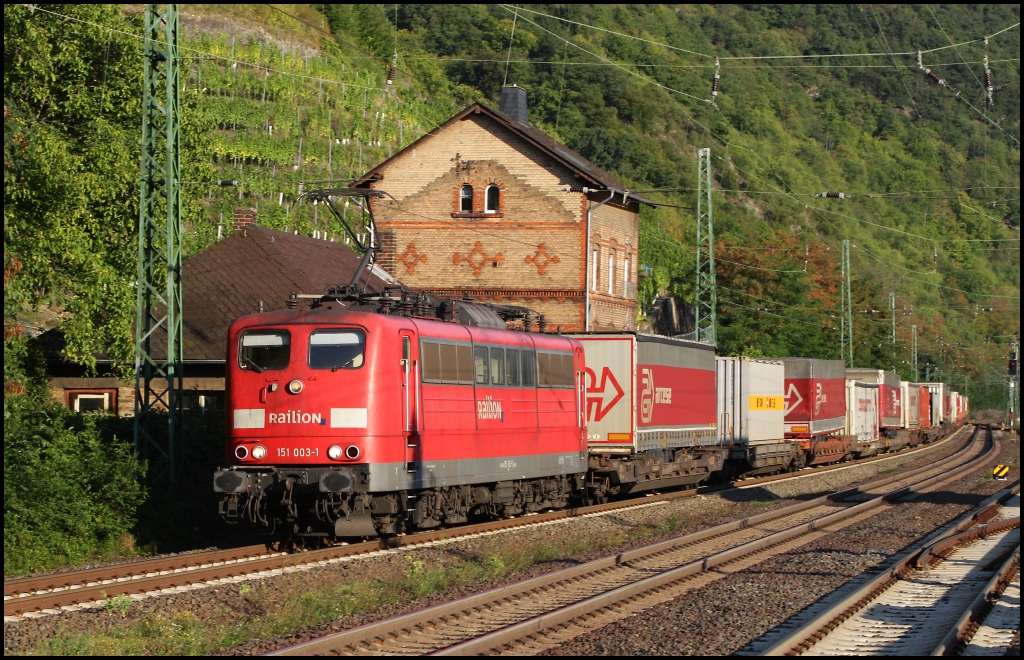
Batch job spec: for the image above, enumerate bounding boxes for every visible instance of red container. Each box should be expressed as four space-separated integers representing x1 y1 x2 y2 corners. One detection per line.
915 384 931 429
779 358 847 439
571 333 718 453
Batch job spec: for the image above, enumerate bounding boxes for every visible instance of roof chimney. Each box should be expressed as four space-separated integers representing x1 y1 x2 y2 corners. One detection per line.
233 207 257 232
499 85 529 126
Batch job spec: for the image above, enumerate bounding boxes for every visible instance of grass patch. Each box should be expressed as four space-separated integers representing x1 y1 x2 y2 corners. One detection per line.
26 516 685 656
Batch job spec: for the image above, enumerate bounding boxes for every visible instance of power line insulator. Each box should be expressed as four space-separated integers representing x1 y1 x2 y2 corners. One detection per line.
814 192 848 199
386 52 397 86
984 55 994 107
711 57 720 102
925 68 946 86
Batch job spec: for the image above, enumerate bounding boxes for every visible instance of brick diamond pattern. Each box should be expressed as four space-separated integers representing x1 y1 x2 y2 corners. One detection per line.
453 241 504 277
525 243 560 275
397 243 428 274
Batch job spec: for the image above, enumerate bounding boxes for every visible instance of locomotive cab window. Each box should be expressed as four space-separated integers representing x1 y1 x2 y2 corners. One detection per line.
239 331 290 371
309 329 365 370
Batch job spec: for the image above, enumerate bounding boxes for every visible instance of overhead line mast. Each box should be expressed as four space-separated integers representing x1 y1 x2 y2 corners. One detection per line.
841 239 853 367
696 147 716 344
135 4 183 485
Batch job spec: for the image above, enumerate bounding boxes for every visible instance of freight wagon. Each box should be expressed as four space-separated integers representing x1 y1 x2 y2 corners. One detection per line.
845 368 903 446
570 333 723 500
716 357 801 476
845 379 883 456
779 358 850 466
918 382 948 429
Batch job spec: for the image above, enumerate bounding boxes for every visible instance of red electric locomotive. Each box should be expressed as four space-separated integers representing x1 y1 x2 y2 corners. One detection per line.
214 302 587 539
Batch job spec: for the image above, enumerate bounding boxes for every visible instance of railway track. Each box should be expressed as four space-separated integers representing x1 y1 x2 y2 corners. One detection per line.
757 478 1019 655
264 425 996 655
1 425 970 620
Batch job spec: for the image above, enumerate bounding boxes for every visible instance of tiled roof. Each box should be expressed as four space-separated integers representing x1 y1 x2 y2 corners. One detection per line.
352 103 656 207
180 226 392 361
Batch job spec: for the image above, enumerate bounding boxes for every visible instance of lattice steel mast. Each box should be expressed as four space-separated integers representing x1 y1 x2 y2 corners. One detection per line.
695 148 716 344
840 239 853 367
134 4 183 484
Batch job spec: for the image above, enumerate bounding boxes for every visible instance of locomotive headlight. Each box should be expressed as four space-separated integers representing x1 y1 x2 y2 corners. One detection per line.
287 379 303 394
234 445 249 460
327 444 344 460
251 445 267 460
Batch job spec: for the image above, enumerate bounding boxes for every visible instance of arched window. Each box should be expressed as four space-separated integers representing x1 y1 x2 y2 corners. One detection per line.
485 185 501 213
623 254 631 297
608 249 616 295
460 184 474 212
591 248 600 291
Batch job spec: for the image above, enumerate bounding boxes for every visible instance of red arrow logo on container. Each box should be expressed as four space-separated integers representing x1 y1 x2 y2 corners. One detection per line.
586 367 624 422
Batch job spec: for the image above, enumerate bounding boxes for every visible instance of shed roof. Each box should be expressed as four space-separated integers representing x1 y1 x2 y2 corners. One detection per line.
180 226 394 361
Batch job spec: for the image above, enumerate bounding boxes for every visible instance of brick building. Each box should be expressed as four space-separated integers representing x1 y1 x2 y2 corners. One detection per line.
353 87 655 332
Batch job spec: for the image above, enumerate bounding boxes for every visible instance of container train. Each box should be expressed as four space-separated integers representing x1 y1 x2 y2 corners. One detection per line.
213 293 967 541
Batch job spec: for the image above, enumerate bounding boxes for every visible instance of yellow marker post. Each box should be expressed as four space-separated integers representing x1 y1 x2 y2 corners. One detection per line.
992 464 1010 480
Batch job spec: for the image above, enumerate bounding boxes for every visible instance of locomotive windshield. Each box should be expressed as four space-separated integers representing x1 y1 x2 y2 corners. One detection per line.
309 329 365 370
239 331 290 371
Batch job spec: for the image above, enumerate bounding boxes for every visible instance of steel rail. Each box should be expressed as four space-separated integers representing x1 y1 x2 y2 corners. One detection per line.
932 547 1020 655
2 424 972 618
3 544 274 598
759 434 1018 655
264 425 991 655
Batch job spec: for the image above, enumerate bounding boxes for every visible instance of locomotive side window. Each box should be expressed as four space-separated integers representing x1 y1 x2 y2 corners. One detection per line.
474 347 489 384
308 329 365 370
521 349 536 386
239 331 290 371
506 349 520 386
421 341 475 384
489 348 505 385
421 341 442 381
440 343 461 382
456 345 474 383
537 351 574 388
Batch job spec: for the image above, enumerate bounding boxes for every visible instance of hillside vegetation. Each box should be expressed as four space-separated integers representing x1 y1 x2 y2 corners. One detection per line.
2 3 1019 573
7 4 1018 399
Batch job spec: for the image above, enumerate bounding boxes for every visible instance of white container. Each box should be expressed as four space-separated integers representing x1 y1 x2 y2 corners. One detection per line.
716 357 786 447
846 368 902 429
846 380 879 443
901 381 921 429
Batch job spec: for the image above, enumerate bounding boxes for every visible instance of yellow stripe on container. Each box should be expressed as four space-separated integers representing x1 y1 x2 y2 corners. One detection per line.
749 395 784 411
